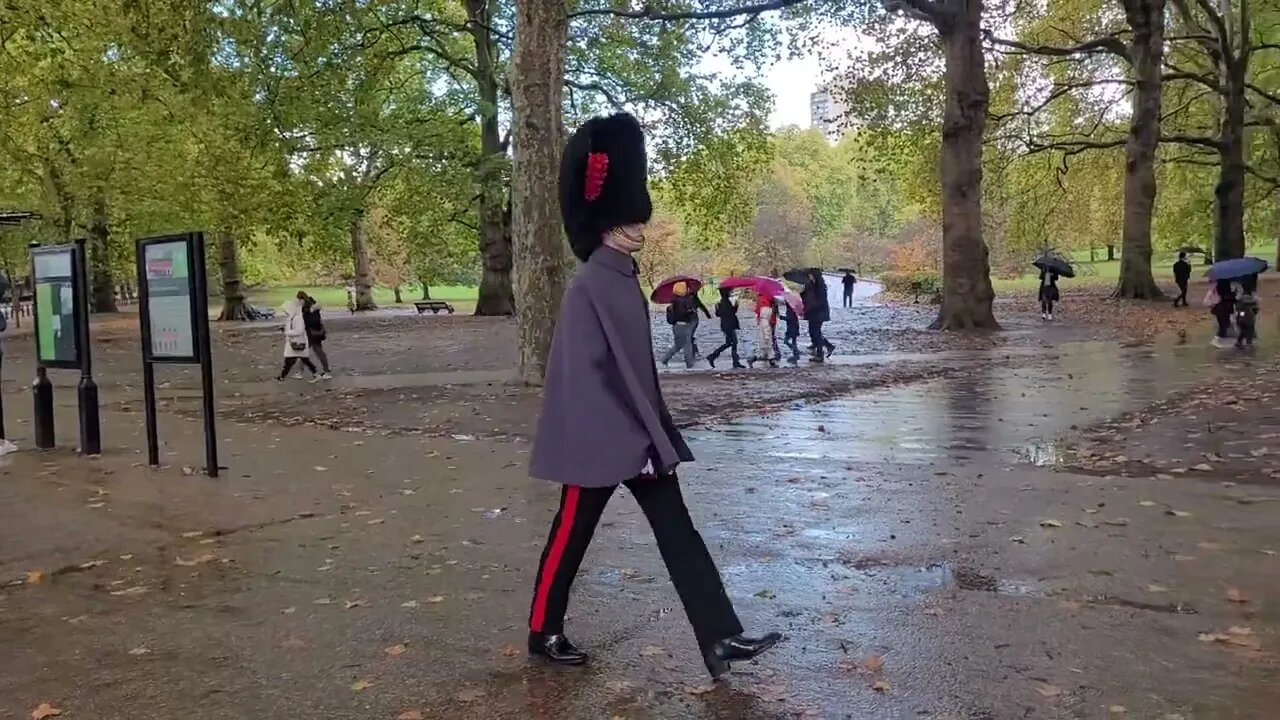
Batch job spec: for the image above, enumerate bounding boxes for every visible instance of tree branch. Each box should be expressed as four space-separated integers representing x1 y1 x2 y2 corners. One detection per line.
983 29 1130 62
568 0 810 21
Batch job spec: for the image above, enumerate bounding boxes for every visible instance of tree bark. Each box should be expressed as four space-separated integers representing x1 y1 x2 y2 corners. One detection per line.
421 282 432 300
1214 73 1247 260
468 0 516 316
931 3 998 330
1114 0 1164 299
216 228 249 321
88 191 117 313
393 285 403 304
350 212 377 310
511 0 569 384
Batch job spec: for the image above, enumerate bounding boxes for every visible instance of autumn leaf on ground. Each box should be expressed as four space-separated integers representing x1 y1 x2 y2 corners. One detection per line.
398 712 424 720
128 646 151 656
1039 519 1063 528
350 679 374 691
753 588 777 599
641 645 666 656
426 595 445 603
1146 584 1170 593
1108 706 1127 719
385 644 408 656
174 554 217 567
25 570 45 585
1226 588 1249 604
498 643 521 657
400 600 419 608
1034 682 1062 698
1199 626 1262 651
872 680 891 692
684 685 716 696
344 600 365 609
180 531 204 538
31 703 61 719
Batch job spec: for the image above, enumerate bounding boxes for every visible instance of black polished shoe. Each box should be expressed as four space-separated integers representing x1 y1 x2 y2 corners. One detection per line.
703 632 782 678
528 632 588 666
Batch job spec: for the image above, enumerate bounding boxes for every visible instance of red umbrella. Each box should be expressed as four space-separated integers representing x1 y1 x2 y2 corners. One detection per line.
650 275 703 304
720 275 786 298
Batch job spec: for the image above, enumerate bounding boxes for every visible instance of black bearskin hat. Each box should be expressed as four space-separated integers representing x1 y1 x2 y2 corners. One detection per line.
559 112 652 262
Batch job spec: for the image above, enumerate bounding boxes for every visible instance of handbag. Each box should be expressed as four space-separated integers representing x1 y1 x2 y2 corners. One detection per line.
289 339 307 352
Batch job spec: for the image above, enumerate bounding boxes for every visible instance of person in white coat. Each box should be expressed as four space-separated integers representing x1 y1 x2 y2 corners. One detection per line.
278 292 319 381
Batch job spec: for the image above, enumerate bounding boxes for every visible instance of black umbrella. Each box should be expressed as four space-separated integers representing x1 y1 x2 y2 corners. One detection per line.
1033 254 1075 278
783 268 819 284
1178 245 1206 255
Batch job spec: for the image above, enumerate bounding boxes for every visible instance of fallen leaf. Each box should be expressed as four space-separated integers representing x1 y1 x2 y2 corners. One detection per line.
1191 463 1214 472
1039 519 1063 528
684 685 716 696
427 595 445 603
861 655 884 672
174 554 217 567
25 570 45 585
397 712 424 720
499 644 521 657
409 534 425 544
1109 706 1127 719
351 679 373 691
753 588 777 599
1166 510 1192 518
641 645 666 656
313 597 335 605
314 466 329 472
872 680 891 692
281 607 296 614
1034 682 1062 698
385 644 408 656
400 600 419 608
1104 518 1131 527
1009 535 1026 544
31 703 61 720
1138 500 1157 507
1226 588 1249 604
180 531 204 538
109 586 148 596
1146 584 1170 593
78 560 107 570
118 554 134 561
344 600 365 609
455 688 485 702
128 646 151 656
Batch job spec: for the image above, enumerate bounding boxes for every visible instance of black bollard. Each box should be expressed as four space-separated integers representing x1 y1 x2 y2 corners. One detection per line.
78 375 100 455
32 367 53 449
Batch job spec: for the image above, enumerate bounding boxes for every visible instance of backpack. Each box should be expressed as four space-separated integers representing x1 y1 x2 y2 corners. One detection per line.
666 304 679 325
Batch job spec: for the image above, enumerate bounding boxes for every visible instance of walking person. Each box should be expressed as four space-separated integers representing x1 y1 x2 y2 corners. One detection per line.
1039 270 1060 320
301 294 332 379
747 292 779 368
1209 279 1236 347
802 270 834 361
528 112 781 678
706 287 744 369
841 270 857 308
1235 274 1260 348
689 288 711 358
1172 252 1192 307
278 291 319 381
661 282 697 369
782 300 802 363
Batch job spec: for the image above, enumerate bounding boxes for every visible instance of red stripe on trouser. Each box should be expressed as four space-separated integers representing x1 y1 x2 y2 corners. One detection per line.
530 486 580 632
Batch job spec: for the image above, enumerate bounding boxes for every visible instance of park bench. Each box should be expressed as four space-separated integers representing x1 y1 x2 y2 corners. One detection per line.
414 300 455 315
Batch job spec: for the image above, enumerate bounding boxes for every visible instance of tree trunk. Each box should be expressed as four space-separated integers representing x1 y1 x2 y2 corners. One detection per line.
468 0 515 316
1106 244 1115 261
421 282 431 300
1214 73 1247 260
1114 0 1164 299
88 191 117 313
393 285 403 304
350 213 377 310
931 5 998 330
511 0 569 384
1275 127 1280 269
217 228 249 321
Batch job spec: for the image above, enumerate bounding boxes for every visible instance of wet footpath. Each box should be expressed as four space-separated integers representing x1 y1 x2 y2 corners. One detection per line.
2 336 1280 719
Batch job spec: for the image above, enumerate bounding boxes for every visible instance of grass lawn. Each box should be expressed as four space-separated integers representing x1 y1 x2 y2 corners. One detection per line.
241 284 478 310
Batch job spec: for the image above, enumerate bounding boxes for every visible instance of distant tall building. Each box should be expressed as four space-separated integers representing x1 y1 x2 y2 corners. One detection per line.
809 85 849 141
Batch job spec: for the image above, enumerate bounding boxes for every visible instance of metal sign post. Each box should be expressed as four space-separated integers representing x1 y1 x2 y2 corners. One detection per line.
136 232 218 477
29 241 96 453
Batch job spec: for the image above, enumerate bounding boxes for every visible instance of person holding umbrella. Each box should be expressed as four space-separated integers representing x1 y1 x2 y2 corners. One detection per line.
706 287 744 369
748 290 780 368
1206 257 1268 346
661 281 698 368
1235 274 1260 347
841 270 857 308
528 112 781 678
1039 270 1060 320
1173 252 1192 307
800 269 834 361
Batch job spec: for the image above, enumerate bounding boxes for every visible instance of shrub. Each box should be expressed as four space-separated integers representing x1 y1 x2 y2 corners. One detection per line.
881 271 941 304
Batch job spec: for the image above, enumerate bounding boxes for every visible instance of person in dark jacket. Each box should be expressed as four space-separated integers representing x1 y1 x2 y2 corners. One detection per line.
802 269 834 361
1235 274 1259 348
301 294 332 378
782 300 801 363
661 283 698 368
689 290 711 357
706 287 744 369
841 271 857 308
1210 278 1236 347
1172 252 1192 307
528 112 780 678
1039 270 1060 320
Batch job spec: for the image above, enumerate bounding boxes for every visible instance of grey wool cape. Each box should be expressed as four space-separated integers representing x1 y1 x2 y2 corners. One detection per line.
528 245 694 488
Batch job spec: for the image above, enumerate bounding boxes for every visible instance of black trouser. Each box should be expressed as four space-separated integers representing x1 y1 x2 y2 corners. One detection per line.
784 332 800 359
309 338 330 373
1041 299 1054 315
1174 281 1189 307
842 290 853 308
1214 309 1232 338
807 319 833 356
279 356 317 378
708 329 740 366
529 474 743 650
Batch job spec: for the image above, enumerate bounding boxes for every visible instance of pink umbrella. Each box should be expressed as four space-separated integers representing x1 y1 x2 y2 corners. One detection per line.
780 290 804 315
719 275 786 298
650 275 703 304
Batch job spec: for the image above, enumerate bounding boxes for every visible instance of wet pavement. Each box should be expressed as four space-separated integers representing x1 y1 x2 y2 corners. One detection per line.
3 310 1280 718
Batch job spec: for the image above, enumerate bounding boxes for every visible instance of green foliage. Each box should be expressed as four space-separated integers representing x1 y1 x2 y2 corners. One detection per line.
880 270 941 301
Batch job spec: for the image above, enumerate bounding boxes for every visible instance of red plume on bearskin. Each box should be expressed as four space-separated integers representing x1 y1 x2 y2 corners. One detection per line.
584 152 609 201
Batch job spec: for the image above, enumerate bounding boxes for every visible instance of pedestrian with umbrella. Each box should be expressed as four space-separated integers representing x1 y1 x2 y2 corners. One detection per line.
706 286 744 369
1033 253 1073 321
660 281 699 368
1172 252 1192 307
1207 257 1268 347
796 269 834 361
528 112 781 677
